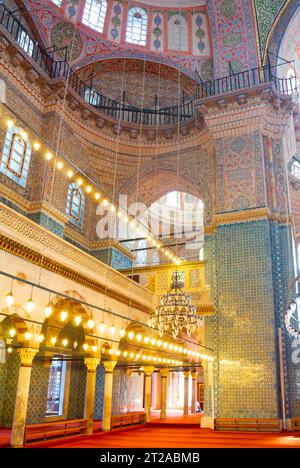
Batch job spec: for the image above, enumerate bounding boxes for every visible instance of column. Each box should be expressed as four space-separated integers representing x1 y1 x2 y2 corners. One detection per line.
102 360 117 432
144 366 155 422
191 370 198 414
84 358 100 435
160 369 169 420
10 348 38 447
183 370 190 416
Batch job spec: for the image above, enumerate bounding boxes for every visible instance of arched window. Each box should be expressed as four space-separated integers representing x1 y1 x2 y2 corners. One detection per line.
66 183 85 228
291 159 300 179
286 67 297 95
82 0 107 33
126 7 148 46
168 13 188 51
51 0 62 6
17 30 34 57
0 126 31 187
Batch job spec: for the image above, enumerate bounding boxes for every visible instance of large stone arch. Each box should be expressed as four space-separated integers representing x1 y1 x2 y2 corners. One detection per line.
265 0 300 66
116 146 214 227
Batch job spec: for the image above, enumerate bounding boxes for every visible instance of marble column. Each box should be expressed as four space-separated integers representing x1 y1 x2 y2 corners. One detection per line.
10 348 38 447
183 370 190 416
84 358 100 435
102 360 117 432
191 370 198 414
144 366 155 422
160 369 169 420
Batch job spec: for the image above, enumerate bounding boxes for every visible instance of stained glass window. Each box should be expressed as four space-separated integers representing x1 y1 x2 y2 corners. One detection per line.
126 7 148 46
82 0 107 33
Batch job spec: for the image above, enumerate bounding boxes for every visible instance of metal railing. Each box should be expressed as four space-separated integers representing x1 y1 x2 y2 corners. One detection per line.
196 62 297 99
0 3 297 127
0 3 193 125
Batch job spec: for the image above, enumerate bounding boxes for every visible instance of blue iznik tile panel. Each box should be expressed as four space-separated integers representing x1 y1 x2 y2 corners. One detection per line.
26 358 50 424
205 220 281 418
0 351 20 426
203 234 219 417
270 223 300 418
67 360 87 419
94 363 105 420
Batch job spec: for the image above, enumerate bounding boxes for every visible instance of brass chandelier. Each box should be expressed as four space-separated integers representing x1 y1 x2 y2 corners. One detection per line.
148 272 202 339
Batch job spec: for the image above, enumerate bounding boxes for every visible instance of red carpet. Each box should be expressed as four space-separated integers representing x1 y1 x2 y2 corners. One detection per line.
26 426 300 449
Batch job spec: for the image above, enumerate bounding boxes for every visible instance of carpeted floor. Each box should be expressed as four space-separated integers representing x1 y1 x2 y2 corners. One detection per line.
30 426 300 449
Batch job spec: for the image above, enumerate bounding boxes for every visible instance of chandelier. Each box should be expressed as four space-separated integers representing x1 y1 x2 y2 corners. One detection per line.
148 272 202 338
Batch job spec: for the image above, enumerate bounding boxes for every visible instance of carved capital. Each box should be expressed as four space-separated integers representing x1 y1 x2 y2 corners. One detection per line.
160 368 169 378
102 360 117 373
84 357 100 372
17 348 38 366
183 370 190 379
144 366 155 377
191 370 198 380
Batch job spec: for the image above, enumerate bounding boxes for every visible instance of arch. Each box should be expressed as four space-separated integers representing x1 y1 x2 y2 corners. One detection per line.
126 6 148 46
0 309 32 345
117 166 213 228
72 52 196 81
66 183 85 228
82 0 107 33
265 0 300 65
0 126 32 188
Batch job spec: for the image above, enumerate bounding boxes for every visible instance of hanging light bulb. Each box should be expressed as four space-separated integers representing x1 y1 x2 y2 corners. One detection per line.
67 169 74 179
74 316 82 326
87 319 94 330
157 340 162 347
83 343 88 351
44 303 52 318
62 338 68 347
73 340 78 349
128 331 134 340
7 119 14 128
25 332 32 341
60 311 68 322
144 337 149 344
92 345 97 353
46 152 53 161
136 334 142 342
6 290 14 307
77 178 83 186
57 161 64 170
86 185 92 193
7 347 12 353
50 337 57 346
26 296 35 313
95 192 101 201
110 325 116 335
120 328 126 338
8 328 16 338
151 338 156 346
38 334 44 343
123 351 128 358
33 142 40 151
99 322 106 333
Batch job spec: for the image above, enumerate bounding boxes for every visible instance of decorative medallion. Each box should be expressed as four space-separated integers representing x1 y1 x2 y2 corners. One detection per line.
50 21 83 62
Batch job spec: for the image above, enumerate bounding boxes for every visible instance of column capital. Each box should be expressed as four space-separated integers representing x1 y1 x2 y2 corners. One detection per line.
144 366 155 377
17 348 38 366
85 358 101 372
160 368 169 378
191 370 198 379
102 360 117 373
183 370 190 379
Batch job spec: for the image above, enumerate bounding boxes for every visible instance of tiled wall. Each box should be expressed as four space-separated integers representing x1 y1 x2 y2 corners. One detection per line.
204 220 282 419
67 360 87 420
